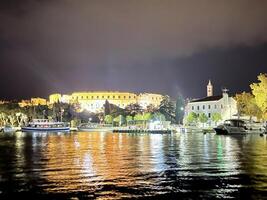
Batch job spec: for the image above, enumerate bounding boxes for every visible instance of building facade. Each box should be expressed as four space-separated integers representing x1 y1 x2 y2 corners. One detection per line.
19 98 47 107
49 91 164 113
31 98 47 106
185 81 238 125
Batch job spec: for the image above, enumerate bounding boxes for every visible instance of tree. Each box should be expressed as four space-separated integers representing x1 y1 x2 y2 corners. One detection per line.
104 100 111 116
126 115 133 125
159 95 175 122
8 114 17 127
104 115 113 124
250 73 267 120
113 115 125 126
143 112 152 121
186 112 198 125
145 104 157 113
235 92 262 120
125 103 143 116
175 94 185 124
211 113 222 125
109 103 125 117
199 113 208 127
0 113 8 126
134 113 144 121
152 112 166 121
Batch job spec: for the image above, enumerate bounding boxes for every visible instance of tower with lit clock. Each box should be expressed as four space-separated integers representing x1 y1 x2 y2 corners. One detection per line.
207 80 213 97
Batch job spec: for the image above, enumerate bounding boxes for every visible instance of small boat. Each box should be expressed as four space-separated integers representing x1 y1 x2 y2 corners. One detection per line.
0 125 17 133
214 119 247 135
78 123 113 132
243 120 266 133
21 119 70 132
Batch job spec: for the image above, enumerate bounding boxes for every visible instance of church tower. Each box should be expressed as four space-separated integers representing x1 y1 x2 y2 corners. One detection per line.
207 80 213 97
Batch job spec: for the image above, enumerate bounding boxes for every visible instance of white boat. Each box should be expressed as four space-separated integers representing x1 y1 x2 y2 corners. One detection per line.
21 119 70 132
214 119 247 135
0 125 17 133
242 120 266 133
78 123 113 132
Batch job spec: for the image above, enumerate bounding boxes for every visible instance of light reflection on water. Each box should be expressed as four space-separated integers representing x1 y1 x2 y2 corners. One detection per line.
0 131 267 199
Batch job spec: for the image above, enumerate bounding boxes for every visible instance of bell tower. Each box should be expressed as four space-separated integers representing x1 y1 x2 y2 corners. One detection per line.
207 80 213 97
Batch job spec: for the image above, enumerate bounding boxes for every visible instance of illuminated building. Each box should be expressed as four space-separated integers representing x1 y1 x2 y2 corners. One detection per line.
18 100 31 107
30 98 47 106
49 91 164 113
49 93 61 104
185 80 238 125
18 98 47 107
137 93 163 108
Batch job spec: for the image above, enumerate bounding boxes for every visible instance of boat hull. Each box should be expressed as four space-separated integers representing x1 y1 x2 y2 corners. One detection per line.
214 128 228 135
21 127 70 132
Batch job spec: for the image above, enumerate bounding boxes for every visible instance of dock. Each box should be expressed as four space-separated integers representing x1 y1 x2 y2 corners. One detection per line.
112 128 172 134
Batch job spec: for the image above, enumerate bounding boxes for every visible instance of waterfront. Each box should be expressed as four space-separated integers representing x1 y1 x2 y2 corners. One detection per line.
0 132 267 199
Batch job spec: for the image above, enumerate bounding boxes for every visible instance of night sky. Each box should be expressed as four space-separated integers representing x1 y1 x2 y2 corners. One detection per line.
1 0 267 100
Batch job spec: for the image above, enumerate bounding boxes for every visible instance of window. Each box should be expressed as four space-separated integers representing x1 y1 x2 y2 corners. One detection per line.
107 96 110 99
221 105 223 109
113 96 115 99
208 113 211 118
203 105 205 110
118 96 121 99
215 105 217 109
129 96 131 99
197 106 199 110
91 96 94 99
102 96 104 98
192 106 194 110
97 96 99 99
208 105 211 109
124 96 126 99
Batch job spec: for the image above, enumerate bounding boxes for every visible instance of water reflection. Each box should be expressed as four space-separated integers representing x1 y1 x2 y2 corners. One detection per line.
0 132 267 199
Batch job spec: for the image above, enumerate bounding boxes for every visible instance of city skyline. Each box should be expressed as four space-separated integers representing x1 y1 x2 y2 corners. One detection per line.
1 0 267 99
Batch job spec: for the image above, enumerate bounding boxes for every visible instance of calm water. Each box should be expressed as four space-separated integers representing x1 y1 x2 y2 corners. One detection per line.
0 131 267 199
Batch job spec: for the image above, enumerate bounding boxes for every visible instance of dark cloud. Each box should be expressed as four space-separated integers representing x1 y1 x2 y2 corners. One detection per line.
0 0 267 99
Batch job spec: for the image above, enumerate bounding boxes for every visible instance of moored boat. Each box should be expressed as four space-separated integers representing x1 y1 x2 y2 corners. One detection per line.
214 119 247 135
0 125 18 133
21 119 70 132
78 123 113 132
